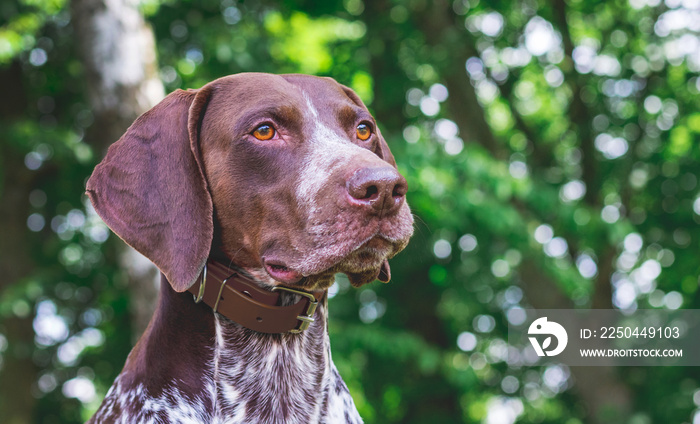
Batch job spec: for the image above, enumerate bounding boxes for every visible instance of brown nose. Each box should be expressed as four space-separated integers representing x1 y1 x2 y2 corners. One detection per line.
346 166 407 216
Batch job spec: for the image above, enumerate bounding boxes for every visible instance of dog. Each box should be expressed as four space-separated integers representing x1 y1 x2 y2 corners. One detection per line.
85 73 414 423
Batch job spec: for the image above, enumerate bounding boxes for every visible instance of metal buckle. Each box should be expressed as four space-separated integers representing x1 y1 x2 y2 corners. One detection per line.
212 275 232 314
193 264 208 303
271 286 319 334
192 264 232 314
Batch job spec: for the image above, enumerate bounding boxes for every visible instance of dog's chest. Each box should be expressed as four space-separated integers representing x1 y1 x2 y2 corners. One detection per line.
90 313 363 424
209 315 362 424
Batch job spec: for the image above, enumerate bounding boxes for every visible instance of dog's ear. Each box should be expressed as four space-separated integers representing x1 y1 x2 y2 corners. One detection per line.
87 88 214 292
339 84 397 167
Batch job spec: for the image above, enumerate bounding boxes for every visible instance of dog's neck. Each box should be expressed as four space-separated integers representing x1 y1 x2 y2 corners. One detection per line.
89 273 361 424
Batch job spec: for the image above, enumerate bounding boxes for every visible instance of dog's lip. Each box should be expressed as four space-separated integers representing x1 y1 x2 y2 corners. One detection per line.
262 258 303 284
261 230 407 286
357 236 391 251
311 235 394 275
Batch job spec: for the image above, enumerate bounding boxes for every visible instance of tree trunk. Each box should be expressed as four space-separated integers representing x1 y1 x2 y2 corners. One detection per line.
0 147 40 424
0 62 39 424
71 0 165 339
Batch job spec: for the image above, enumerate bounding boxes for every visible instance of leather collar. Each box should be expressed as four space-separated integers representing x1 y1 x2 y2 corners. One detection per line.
187 259 325 334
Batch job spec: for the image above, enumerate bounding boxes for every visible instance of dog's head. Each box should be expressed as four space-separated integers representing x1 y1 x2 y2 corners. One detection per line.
87 73 413 292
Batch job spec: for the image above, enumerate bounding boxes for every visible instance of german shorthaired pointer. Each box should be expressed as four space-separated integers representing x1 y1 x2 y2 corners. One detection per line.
86 73 413 423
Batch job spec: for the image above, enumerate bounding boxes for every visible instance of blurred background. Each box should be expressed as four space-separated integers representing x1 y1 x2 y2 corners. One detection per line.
1 0 700 422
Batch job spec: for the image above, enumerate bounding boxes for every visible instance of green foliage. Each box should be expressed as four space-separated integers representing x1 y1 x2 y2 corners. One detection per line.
2 0 700 423
0 0 65 63
264 11 365 73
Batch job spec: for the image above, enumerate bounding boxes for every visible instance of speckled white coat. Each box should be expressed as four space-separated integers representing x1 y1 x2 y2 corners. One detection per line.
88 294 363 424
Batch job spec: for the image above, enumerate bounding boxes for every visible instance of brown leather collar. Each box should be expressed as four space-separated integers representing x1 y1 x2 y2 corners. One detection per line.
187 260 325 334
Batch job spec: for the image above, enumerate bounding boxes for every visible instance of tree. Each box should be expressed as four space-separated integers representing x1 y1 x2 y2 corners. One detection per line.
71 0 164 340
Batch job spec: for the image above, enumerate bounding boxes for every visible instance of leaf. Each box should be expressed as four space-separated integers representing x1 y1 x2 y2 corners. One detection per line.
542 336 552 350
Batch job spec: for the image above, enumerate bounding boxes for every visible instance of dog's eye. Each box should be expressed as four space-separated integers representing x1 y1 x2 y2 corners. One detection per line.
252 125 275 140
356 123 372 141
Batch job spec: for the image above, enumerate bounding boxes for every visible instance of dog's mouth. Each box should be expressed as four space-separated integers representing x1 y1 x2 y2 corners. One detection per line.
263 259 304 284
262 236 398 290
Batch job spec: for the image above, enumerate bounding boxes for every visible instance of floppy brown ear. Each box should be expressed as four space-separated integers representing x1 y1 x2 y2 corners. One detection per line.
86 88 214 292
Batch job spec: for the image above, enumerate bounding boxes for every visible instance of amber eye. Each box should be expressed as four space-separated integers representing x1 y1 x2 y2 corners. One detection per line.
356 123 372 141
252 124 275 140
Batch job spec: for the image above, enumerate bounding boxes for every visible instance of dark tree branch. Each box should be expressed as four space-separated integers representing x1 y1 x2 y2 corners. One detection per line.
551 0 599 206
418 0 507 159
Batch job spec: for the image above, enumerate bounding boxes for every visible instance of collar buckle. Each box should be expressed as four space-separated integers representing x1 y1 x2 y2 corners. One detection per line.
192 264 235 313
271 286 319 333
192 264 208 303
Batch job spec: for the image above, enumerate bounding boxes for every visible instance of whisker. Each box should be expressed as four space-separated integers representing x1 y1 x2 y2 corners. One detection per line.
411 213 431 236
